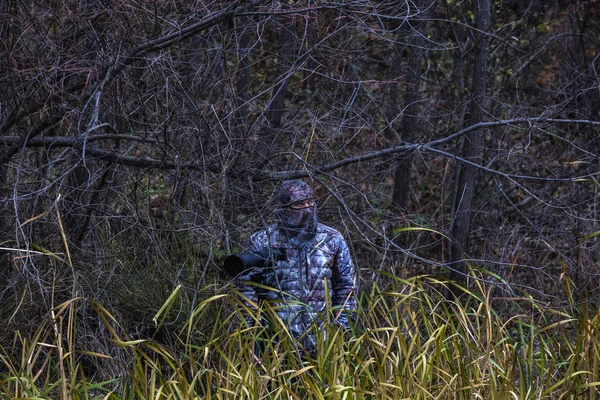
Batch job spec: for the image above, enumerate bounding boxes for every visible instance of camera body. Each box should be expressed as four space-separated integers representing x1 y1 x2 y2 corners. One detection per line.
222 247 287 277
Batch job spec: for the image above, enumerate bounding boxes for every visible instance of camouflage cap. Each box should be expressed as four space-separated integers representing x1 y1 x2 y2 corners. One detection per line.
275 180 315 207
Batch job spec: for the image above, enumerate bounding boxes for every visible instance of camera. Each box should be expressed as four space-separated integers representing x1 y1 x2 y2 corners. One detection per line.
222 247 286 277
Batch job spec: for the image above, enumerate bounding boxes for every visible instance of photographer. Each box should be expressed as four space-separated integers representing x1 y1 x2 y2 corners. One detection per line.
231 180 357 354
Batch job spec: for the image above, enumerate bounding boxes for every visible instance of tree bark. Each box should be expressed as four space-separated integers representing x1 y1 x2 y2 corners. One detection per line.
303 1 316 96
266 2 296 130
392 0 428 210
449 0 492 277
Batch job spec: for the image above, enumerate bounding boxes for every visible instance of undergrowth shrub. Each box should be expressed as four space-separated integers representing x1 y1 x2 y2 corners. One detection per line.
1 270 600 399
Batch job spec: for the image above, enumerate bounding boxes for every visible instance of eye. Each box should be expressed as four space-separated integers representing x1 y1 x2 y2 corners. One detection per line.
290 200 314 209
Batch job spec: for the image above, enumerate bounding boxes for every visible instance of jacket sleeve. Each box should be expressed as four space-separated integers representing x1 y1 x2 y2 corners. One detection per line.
331 234 357 329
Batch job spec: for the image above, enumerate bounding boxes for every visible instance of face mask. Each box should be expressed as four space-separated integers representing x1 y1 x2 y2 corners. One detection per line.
274 180 318 245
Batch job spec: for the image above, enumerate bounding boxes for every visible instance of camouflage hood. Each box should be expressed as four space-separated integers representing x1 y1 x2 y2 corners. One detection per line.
273 180 318 246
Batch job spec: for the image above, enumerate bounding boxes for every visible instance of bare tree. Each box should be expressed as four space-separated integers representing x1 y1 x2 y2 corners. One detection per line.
1 0 600 352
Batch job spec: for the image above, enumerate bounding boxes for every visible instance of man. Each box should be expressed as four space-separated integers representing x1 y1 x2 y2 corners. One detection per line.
236 179 358 353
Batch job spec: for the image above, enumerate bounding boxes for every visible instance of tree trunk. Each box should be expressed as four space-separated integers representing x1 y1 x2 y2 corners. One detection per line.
303 1 316 96
391 0 428 210
449 0 492 276
266 3 296 129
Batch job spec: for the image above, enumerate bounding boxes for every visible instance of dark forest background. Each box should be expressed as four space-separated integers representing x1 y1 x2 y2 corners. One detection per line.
1 0 600 345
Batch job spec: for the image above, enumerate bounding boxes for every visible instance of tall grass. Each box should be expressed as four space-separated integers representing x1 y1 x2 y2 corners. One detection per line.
1 271 600 399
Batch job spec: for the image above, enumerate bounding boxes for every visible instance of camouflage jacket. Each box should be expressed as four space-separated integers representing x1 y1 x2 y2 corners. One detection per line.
237 222 358 341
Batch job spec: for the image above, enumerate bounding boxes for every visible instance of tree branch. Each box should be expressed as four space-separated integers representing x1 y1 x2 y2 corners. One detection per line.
2 116 598 180
105 1 267 84
0 1 266 164
1 133 156 146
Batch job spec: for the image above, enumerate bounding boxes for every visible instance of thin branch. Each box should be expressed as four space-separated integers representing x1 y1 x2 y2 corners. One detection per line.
104 1 266 85
2 117 599 181
252 117 600 180
0 1 265 163
425 117 600 148
0 116 64 166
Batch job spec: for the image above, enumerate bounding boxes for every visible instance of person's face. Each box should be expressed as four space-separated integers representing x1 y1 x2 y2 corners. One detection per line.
289 199 315 210
275 182 318 234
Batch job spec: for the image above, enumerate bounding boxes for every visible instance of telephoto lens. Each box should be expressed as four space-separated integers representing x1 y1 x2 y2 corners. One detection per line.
222 247 286 277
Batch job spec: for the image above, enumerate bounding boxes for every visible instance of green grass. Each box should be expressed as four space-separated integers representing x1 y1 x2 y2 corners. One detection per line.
1 272 599 399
